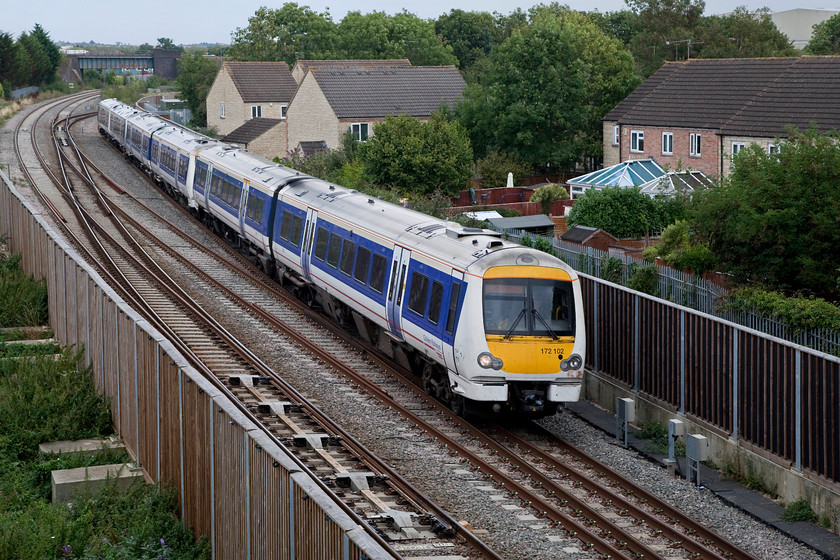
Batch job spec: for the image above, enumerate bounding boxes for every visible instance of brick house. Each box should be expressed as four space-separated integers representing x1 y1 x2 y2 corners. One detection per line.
286 65 466 153
603 57 840 179
206 62 298 146
220 118 284 160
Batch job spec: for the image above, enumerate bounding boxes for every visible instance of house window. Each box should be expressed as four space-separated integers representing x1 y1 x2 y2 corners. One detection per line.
630 130 644 153
251 105 262 119
612 125 619 146
281 105 288 119
662 132 673 155
768 143 779 154
220 103 225 118
732 142 745 156
690 133 701 157
351 123 369 142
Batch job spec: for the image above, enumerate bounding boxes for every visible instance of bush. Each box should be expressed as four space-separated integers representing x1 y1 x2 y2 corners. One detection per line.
720 289 840 337
533 236 555 256
567 187 684 239
529 183 569 215
600 255 623 284
782 499 817 523
627 263 659 296
0 253 48 328
477 151 533 188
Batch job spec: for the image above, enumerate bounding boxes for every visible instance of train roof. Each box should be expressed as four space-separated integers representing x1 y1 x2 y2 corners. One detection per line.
154 124 218 153
198 144 303 192
285 177 523 273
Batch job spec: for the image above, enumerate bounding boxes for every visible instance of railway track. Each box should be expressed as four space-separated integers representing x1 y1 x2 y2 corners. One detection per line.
13 93 767 560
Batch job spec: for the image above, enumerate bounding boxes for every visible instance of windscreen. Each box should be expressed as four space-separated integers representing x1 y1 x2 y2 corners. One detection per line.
483 278 575 337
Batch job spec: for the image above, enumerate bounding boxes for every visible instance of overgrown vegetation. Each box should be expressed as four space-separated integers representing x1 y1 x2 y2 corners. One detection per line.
0 347 209 560
529 183 569 215
719 289 840 336
476 151 533 188
567 187 685 239
782 499 817 523
0 253 48 328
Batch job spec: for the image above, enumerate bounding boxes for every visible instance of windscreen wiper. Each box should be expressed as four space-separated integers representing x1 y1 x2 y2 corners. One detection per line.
532 309 559 340
503 308 526 339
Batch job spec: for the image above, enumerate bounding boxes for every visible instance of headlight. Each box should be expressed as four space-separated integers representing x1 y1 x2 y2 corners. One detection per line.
560 354 583 371
477 352 503 370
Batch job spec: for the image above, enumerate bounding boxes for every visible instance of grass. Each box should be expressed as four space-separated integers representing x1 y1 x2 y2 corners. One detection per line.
782 499 817 523
0 253 49 328
0 336 209 559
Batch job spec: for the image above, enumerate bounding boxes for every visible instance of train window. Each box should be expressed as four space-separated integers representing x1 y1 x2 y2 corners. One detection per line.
152 143 159 163
369 254 387 293
314 227 328 261
354 247 371 284
340 240 356 276
246 194 264 224
195 165 207 188
279 211 292 240
428 281 443 324
290 216 303 247
178 156 188 182
445 282 461 334
327 235 341 268
395 265 407 306
407 272 429 315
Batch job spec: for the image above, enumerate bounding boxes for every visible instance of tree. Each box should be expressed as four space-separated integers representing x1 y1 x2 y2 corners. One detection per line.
529 183 569 215
156 37 182 52
642 220 716 274
360 113 473 195
694 8 796 58
176 53 219 127
0 32 17 88
625 0 705 76
229 4 337 65
137 43 154 54
567 186 683 238
476 151 532 188
31 24 61 78
807 12 840 54
458 6 639 171
435 9 497 70
336 10 456 66
689 130 840 297
15 31 52 86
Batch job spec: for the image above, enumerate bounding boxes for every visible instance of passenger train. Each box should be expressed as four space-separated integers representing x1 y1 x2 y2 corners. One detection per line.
98 98 585 417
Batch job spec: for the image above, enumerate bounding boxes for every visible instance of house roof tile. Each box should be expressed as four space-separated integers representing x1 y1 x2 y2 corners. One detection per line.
606 57 840 137
221 118 282 144
224 62 298 103
311 66 466 119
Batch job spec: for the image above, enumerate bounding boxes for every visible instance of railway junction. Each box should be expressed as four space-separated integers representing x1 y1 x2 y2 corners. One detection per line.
1 93 838 560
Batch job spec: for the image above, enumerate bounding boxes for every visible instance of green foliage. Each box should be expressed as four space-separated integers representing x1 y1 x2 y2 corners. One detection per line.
520 234 533 248
155 37 182 52
783 499 817 523
637 420 683 455
689 130 840 296
627 263 659 295
533 236 556 256
600 255 623 284
176 52 219 128
529 183 569 215
281 147 348 185
643 220 716 274
360 113 473 195
0 253 48 328
435 9 498 70
719 289 840 337
694 8 796 59
477 151 533 188
0 348 112 464
567 187 684 239
807 12 840 54
229 4 337 65
459 7 639 170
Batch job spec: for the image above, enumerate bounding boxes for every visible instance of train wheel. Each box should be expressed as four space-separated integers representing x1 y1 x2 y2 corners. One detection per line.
421 363 435 395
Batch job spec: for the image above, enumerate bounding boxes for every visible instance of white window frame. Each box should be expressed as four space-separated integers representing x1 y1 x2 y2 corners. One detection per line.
280 104 288 120
612 125 619 146
251 105 262 119
662 132 673 155
690 133 701 157
630 130 644 153
220 102 225 118
768 143 779 154
351 122 370 142
732 142 745 156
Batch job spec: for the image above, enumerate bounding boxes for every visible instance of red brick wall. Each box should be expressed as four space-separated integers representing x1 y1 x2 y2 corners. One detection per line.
618 125 721 179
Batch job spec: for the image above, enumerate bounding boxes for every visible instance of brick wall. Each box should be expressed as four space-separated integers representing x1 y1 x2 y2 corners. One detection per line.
618 125 721 178
287 74 340 151
246 122 289 160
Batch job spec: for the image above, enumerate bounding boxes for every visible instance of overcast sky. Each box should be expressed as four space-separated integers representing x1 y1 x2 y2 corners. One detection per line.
5 0 840 45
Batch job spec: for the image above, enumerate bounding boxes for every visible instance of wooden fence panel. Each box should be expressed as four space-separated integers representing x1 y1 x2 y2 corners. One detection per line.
802 356 840 480
638 299 681 407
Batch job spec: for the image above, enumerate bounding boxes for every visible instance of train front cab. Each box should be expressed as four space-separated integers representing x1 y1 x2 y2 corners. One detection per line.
453 262 585 415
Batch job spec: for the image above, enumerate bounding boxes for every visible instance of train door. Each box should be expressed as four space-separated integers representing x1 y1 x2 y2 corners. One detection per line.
300 208 318 281
238 180 250 237
443 270 465 373
386 247 411 340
